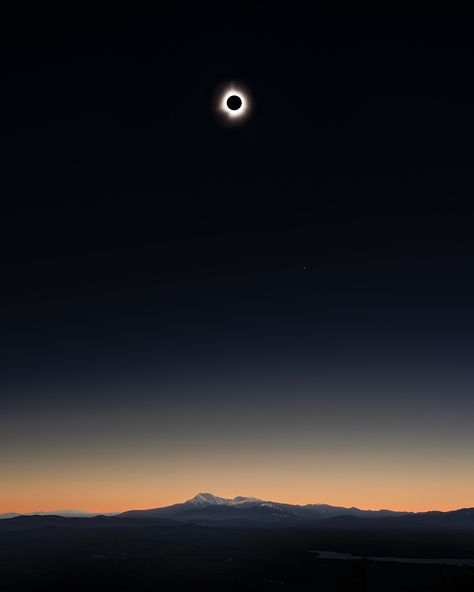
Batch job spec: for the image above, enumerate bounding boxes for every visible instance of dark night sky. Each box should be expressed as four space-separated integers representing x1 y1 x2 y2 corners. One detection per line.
1 7 474 511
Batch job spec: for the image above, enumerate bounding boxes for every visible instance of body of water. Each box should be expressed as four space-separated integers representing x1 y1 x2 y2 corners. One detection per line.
308 550 474 567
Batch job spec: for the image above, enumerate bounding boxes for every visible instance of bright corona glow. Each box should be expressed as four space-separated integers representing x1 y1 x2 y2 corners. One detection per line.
215 83 252 125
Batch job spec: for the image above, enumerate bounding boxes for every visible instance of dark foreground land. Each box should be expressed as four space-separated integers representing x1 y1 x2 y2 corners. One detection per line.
1 521 474 591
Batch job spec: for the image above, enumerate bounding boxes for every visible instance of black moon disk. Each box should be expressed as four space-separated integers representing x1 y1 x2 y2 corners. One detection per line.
226 95 242 111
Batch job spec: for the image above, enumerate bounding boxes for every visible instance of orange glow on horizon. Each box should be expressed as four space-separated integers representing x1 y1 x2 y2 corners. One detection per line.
3 412 473 516
2 482 472 515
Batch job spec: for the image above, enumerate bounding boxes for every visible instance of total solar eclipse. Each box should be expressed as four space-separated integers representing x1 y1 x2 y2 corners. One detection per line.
227 95 242 110
215 83 251 125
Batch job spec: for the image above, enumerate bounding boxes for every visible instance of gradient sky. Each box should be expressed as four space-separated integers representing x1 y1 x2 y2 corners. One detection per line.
1 10 474 513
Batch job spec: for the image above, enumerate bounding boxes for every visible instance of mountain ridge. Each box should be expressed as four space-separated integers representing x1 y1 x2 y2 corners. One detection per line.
0 509 117 519
117 492 418 521
4 494 473 525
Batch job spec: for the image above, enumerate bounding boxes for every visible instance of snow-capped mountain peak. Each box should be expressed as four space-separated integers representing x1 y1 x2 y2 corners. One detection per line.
188 493 227 507
188 493 261 507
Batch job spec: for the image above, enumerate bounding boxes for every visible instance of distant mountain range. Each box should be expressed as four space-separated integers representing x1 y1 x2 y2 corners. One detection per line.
0 509 117 519
2 493 474 530
118 492 408 522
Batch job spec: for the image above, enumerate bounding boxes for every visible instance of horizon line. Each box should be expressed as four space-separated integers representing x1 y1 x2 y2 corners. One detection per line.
2 492 472 516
